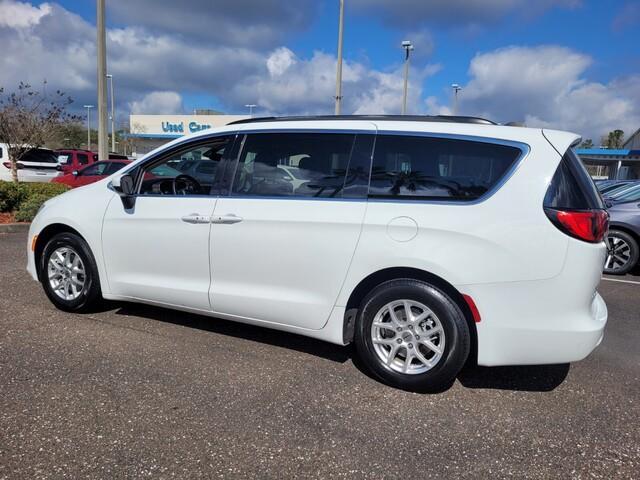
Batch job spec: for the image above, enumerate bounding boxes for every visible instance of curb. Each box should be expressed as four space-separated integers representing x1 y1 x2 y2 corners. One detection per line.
0 223 30 233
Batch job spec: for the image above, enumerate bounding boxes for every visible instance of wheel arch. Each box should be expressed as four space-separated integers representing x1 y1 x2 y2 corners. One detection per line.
34 223 85 281
342 267 477 363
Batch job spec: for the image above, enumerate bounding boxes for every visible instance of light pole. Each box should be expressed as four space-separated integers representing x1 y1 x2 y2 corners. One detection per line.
244 104 257 117
401 40 414 115
83 105 94 149
451 84 462 115
107 74 115 152
96 0 108 160
334 0 345 115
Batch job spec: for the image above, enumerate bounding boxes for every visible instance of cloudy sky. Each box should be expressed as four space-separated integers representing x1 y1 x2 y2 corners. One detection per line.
0 0 639 140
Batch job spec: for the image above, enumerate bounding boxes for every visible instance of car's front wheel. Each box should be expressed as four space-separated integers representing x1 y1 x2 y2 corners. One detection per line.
39 232 102 312
355 279 470 392
604 230 639 275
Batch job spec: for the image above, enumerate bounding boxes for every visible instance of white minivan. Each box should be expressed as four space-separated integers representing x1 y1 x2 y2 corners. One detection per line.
26 115 608 391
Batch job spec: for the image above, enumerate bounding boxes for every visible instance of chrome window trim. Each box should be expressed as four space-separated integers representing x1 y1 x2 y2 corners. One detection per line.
113 128 529 206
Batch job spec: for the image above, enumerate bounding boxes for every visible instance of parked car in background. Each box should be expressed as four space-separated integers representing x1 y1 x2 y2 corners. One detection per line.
56 149 97 174
605 183 640 207
602 181 640 198
605 202 640 275
597 180 635 194
27 115 609 392
52 160 130 188
0 145 61 182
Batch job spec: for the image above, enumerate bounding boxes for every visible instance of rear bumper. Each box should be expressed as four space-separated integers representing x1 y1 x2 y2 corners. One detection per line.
473 290 607 366
465 237 608 367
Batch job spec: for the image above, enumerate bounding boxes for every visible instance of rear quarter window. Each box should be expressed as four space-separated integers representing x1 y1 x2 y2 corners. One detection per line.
369 135 522 201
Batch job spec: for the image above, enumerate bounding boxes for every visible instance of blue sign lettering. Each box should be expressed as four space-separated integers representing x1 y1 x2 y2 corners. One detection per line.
161 121 184 133
189 121 211 133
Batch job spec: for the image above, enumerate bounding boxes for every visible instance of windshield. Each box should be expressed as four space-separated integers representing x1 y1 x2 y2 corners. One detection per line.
608 182 640 198
612 185 640 202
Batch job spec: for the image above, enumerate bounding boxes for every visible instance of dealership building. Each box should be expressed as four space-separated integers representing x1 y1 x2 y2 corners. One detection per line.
576 129 640 180
126 112 249 156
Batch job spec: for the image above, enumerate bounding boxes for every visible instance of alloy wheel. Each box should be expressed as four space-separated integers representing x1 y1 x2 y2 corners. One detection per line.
47 247 86 301
370 299 445 375
605 235 632 272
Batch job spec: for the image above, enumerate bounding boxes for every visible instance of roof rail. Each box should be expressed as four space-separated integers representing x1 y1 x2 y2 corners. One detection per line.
227 114 497 126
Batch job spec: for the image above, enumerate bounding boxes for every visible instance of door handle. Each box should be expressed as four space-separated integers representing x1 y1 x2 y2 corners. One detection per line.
212 213 243 224
181 213 211 224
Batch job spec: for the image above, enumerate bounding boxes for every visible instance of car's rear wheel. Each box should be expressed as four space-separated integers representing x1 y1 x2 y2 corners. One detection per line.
39 232 102 312
355 279 470 392
604 230 639 275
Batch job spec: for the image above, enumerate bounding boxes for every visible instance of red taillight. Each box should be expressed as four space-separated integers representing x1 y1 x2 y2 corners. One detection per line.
2 162 23 170
545 208 609 243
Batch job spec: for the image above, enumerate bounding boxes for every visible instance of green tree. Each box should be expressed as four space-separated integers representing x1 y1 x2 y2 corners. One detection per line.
603 130 625 149
579 138 594 149
0 81 79 182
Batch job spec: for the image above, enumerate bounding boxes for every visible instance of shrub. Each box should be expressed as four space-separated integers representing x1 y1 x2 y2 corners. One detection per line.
22 182 70 197
0 181 27 212
14 193 50 222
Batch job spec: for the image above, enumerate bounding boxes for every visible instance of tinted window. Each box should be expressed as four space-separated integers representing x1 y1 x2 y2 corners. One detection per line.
231 133 357 198
21 148 58 163
544 148 604 210
369 135 521 201
105 162 128 175
77 153 89 165
80 162 108 176
138 136 233 196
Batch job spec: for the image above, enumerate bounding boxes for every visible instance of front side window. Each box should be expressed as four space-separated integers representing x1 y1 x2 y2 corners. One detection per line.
369 135 522 201
138 136 233 196
231 132 357 198
80 162 108 176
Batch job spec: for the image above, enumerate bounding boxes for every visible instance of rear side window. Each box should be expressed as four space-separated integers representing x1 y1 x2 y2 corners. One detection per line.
21 148 58 163
77 153 89 165
369 135 522 201
544 148 604 210
231 132 360 198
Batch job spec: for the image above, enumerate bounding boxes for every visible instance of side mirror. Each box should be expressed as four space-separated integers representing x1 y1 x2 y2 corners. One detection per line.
111 174 136 209
72 170 79 176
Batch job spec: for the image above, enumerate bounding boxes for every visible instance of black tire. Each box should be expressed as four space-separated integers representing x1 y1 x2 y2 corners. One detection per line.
604 230 639 275
39 232 102 312
354 279 470 392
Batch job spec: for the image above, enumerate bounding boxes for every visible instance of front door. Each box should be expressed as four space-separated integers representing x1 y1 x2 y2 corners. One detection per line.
209 130 375 329
102 135 236 310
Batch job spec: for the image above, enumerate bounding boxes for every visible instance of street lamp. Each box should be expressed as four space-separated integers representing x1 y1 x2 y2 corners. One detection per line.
334 0 345 115
106 74 116 152
451 84 462 115
244 104 257 117
83 105 94 149
401 40 414 115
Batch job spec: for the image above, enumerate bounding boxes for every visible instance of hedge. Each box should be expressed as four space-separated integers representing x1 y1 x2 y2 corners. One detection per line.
0 181 70 221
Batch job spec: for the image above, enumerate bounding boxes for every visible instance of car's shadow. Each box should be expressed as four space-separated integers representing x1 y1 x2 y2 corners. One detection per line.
106 301 570 394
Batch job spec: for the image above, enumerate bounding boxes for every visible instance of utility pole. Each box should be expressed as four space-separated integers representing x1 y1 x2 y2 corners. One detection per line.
401 40 414 115
97 0 108 160
245 104 257 117
83 105 94 149
334 0 345 115
451 84 462 115
107 74 115 152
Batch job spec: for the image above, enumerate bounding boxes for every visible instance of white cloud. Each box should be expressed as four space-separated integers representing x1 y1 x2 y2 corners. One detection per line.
0 0 51 29
233 48 441 116
129 91 184 115
427 45 640 140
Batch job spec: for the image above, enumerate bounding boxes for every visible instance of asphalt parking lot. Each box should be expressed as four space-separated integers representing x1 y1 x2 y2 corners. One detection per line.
1 231 638 479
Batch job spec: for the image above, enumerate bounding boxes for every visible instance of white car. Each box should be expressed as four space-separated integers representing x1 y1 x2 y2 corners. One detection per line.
26 115 608 391
0 144 61 182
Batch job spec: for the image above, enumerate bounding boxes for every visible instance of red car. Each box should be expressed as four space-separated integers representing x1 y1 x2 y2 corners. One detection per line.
52 160 130 188
56 149 97 174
